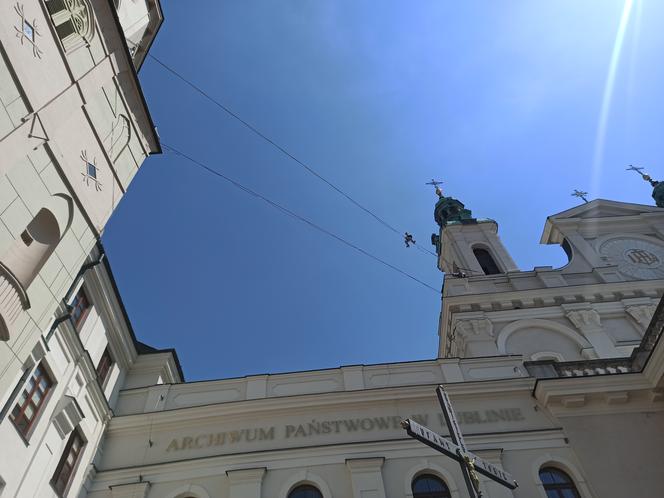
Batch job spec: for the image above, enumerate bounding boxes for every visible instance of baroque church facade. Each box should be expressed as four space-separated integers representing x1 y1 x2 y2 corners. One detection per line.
0 2 663 498
83 194 664 498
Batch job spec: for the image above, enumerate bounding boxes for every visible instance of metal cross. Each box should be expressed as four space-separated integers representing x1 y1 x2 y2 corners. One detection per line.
426 179 444 197
401 385 518 498
626 165 645 175
571 189 589 203
627 165 658 186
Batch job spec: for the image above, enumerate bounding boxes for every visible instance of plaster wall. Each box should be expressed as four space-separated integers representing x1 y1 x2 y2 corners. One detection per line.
558 411 664 498
0 0 158 401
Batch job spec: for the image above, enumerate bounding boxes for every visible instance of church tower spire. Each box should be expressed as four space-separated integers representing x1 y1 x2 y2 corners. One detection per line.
431 187 519 276
627 165 664 207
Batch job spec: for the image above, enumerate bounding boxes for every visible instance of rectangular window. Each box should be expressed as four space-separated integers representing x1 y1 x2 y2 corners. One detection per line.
70 287 91 330
20 229 33 246
9 363 53 438
96 348 114 387
51 428 85 497
22 20 34 41
86 162 97 179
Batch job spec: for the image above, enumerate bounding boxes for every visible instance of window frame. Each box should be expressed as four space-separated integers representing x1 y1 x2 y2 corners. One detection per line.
44 0 95 52
96 347 114 388
539 467 582 498
288 484 324 498
8 361 55 441
472 246 502 275
411 473 452 498
50 427 86 497
70 287 91 330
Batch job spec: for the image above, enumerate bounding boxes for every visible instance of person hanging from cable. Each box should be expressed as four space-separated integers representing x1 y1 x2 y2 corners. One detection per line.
404 232 416 247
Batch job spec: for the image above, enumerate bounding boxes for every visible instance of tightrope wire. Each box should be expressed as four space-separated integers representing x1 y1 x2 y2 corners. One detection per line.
162 142 440 294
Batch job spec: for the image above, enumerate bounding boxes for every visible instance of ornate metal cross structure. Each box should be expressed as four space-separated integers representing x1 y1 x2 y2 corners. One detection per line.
571 189 589 203
401 385 518 498
627 164 646 176
426 179 444 198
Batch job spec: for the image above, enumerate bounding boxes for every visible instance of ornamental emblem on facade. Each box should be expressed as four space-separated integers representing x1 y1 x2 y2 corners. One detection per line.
81 151 102 191
14 3 43 58
625 248 659 266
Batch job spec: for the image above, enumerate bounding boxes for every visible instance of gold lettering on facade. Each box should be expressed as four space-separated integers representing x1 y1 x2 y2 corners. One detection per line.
164 409 524 452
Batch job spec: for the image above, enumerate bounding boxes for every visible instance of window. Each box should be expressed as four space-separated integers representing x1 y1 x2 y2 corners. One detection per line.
22 20 35 41
20 230 33 246
45 0 95 51
288 485 323 498
539 467 581 498
412 474 451 498
9 362 53 438
86 162 97 179
473 247 501 275
96 347 114 386
51 428 85 497
70 287 91 330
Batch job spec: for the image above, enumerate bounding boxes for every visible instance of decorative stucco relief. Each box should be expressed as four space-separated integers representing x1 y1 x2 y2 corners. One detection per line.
14 3 43 58
625 304 657 328
80 150 102 191
452 317 493 357
565 308 601 331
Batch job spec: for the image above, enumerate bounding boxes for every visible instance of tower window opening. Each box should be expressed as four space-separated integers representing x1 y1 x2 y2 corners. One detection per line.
473 247 501 275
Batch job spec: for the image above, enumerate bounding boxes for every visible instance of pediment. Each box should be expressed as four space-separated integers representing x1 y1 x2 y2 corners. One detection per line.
541 199 664 244
549 199 663 221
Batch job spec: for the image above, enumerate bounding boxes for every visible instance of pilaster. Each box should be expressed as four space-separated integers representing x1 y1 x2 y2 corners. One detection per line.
346 457 387 498
563 305 619 358
227 467 266 498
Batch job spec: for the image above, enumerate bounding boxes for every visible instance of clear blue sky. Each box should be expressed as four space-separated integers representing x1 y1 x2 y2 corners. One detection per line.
103 0 664 381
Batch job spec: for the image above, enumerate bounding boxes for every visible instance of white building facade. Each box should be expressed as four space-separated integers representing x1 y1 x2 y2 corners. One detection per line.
1 2 663 496
0 1 170 496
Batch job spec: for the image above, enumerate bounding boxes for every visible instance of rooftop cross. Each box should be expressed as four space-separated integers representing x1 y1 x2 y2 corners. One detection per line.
426 179 444 198
401 385 518 497
627 165 657 185
571 189 589 203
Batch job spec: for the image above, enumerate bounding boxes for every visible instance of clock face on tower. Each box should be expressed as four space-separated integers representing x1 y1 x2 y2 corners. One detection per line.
599 237 664 279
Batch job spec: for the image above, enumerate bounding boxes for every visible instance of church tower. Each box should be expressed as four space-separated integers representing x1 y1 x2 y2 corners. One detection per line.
434 189 664 364
433 191 519 276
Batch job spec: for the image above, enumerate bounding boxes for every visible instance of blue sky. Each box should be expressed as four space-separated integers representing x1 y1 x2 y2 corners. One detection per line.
103 0 664 381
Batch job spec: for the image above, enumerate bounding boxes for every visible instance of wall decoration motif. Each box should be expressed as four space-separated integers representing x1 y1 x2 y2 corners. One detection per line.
14 3 43 58
80 151 102 191
106 113 131 162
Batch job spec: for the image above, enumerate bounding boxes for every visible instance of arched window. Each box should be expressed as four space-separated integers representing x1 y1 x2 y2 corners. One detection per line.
412 474 451 498
288 485 323 498
45 0 95 51
473 247 501 275
539 467 581 498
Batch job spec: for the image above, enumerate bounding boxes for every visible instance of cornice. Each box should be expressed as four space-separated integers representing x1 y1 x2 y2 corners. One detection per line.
107 378 536 434
442 278 664 313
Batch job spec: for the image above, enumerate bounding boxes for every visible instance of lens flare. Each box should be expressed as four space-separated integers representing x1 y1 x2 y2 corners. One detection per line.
591 0 636 195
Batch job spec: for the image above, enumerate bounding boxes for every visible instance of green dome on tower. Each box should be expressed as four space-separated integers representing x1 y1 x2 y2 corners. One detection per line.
434 195 476 227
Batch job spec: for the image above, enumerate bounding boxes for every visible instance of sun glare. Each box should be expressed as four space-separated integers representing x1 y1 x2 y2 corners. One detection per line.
591 0 637 196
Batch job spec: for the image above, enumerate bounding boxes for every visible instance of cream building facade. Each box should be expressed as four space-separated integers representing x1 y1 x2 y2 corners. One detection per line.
81 195 664 498
0 2 663 497
0 0 173 496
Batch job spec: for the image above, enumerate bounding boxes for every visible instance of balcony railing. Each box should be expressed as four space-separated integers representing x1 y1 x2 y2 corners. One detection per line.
525 295 664 379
